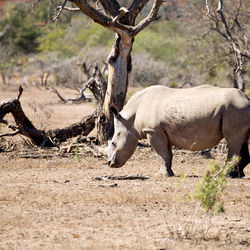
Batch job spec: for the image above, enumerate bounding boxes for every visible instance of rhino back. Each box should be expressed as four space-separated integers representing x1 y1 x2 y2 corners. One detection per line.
124 85 250 151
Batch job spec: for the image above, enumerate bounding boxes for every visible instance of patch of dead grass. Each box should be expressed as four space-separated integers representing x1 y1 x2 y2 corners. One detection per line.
0 86 249 249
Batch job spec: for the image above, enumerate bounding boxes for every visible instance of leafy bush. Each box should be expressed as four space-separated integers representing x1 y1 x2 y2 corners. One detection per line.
133 21 182 65
166 159 236 240
194 159 235 214
0 3 43 54
38 28 75 58
74 21 114 48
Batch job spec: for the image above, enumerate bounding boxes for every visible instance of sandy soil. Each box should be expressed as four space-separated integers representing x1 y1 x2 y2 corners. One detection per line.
0 85 250 249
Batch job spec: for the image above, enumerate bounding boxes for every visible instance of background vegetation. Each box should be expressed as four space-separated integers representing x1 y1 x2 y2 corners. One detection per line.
0 1 249 92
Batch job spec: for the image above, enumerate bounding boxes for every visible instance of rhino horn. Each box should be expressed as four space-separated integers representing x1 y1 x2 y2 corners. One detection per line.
92 144 108 157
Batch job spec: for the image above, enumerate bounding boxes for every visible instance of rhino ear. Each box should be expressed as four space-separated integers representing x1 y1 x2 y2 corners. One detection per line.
110 104 129 127
110 104 120 118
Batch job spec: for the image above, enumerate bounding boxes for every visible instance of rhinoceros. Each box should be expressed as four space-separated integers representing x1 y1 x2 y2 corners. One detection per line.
103 85 250 178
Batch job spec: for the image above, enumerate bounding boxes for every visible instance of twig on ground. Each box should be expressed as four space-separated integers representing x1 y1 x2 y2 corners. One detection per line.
0 130 20 137
98 183 118 188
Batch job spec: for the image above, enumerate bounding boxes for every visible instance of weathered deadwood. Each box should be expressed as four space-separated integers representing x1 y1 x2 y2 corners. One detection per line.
92 174 150 181
51 61 95 104
50 87 92 104
81 63 112 143
47 115 96 144
0 86 96 147
0 97 49 146
0 130 20 137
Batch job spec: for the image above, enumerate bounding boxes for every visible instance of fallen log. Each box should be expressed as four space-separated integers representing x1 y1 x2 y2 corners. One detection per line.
0 86 96 147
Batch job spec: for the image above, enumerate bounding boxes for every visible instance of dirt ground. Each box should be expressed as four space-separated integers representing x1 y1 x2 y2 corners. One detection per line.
0 85 250 249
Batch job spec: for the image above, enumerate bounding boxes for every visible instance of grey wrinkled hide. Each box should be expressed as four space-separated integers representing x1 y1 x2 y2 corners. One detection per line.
105 85 250 178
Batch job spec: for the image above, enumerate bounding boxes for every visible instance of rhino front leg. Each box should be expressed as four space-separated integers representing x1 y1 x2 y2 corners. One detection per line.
145 131 174 176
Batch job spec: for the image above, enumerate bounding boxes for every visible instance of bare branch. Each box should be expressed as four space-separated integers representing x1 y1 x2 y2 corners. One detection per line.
111 7 129 24
50 87 91 104
53 0 68 22
56 6 80 12
50 88 67 103
216 0 234 42
132 0 163 36
211 27 227 39
0 130 20 138
231 0 242 30
126 0 150 24
65 0 163 38
31 0 42 12
68 0 130 37
99 0 120 17
217 0 223 12
0 25 9 40
205 0 211 18
17 85 23 101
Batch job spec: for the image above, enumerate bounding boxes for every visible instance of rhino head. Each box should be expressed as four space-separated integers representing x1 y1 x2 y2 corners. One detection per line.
104 105 138 168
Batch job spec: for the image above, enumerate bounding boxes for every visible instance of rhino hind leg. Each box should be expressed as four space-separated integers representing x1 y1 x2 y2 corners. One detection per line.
222 121 249 178
229 141 249 178
225 134 249 178
146 131 174 177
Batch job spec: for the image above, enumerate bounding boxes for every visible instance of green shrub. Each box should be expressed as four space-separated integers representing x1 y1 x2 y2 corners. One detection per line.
75 22 114 48
38 28 75 58
194 159 235 214
133 21 182 65
0 3 43 54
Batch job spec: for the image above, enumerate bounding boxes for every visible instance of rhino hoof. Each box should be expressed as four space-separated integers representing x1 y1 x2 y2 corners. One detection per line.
228 171 245 179
166 172 174 177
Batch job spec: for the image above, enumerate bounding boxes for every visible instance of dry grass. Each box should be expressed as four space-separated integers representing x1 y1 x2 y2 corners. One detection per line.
0 85 250 249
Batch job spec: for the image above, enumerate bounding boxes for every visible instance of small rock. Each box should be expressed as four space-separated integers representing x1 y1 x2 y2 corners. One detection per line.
93 209 103 214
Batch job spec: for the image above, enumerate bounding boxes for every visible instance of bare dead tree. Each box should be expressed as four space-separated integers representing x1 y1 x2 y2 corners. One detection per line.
204 0 249 92
33 0 165 143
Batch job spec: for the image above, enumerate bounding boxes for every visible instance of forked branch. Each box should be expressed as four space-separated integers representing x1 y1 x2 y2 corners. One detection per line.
131 0 164 36
216 0 234 42
53 0 68 21
47 0 164 38
99 0 120 17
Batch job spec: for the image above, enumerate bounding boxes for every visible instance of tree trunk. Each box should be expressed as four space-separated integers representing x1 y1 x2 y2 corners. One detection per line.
232 69 245 92
97 35 133 143
237 75 245 93
1 73 7 85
